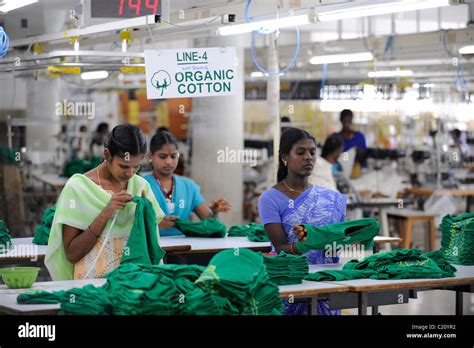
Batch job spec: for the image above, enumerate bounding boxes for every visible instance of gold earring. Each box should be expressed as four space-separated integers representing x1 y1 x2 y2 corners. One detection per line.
283 160 287 167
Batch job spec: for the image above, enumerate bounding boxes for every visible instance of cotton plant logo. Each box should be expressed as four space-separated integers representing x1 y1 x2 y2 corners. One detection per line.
151 70 172 96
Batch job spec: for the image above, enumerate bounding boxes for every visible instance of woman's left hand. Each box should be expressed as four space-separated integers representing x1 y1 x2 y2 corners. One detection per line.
293 225 307 242
209 198 232 213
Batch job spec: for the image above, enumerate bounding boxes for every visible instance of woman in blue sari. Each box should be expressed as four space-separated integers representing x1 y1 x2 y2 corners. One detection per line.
144 130 231 236
258 128 347 315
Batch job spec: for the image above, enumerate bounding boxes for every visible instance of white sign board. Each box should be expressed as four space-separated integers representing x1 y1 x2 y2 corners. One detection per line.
145 47 240 99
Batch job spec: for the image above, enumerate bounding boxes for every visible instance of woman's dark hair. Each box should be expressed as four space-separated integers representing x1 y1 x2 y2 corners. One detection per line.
321 135 344 158
277 128 316 182
96 122 109 134
104 124 147 158
150 130 178 154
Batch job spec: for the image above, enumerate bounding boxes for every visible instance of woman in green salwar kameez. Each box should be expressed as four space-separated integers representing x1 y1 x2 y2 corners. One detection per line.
45 124 164 281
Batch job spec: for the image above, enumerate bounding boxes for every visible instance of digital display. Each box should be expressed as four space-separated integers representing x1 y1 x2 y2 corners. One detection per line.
91 0 160 18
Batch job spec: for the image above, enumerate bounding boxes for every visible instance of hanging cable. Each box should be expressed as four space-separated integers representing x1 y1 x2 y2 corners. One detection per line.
245 0 301 77
0 26 10 59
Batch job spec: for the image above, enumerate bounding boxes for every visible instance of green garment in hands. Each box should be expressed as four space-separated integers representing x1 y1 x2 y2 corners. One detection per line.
0 147 18 166
32 205 56 245
174 218 227 238
120 196 165 266
0 220 12 253
296 218 380 253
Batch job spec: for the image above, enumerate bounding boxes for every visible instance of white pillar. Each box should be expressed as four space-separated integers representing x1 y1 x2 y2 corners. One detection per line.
191 35 244 226
267 33 280 182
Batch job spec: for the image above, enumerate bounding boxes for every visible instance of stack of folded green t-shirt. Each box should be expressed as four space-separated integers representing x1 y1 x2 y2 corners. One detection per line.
174 218 227 238
263 251 309 285
32 205 56 245
228 223 269 242
296 218 380 253
439 213 474 265
195 248 283 315
17 262 239 315
0 220 12 253
304 248 457 282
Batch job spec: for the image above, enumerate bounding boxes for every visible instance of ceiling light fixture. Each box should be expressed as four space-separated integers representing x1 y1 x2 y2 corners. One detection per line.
0 0 38 13
309 52 373 65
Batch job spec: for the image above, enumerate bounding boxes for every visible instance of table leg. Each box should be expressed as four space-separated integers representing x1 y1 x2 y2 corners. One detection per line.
467 196 473 214
310 295 318 316
372 305 379 315
372 243 380 254
358 293 368 316
455 291 463 316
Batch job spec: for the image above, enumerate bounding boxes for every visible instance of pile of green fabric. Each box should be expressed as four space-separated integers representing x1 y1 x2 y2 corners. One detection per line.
438 213 474 265
296 218 380 253
18 256 282 315
32 206 56 245
0 220 12 253
195 248 283 315
263 252 309 285
0 147 18 165
61 157 101 178
228 223 269 242
174 218 227 238
305 248 457 282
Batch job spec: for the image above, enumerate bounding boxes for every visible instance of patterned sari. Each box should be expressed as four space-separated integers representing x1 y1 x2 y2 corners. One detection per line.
258 185 347 315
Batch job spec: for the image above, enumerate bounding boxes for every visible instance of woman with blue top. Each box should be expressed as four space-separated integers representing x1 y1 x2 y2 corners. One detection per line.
258 128 347 315
144 130 231 236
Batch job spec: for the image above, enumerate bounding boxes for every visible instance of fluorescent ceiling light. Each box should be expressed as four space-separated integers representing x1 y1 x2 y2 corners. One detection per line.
81 71 109 80
309 52 373 65
0 0 38 13
218 14 312 36
368 69 413 78
459 45 474 55
250 71 265 78
316 0 451 22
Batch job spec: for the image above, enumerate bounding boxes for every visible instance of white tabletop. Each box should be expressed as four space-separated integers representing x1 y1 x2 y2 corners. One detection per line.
31 171 68 189
160 235 272 252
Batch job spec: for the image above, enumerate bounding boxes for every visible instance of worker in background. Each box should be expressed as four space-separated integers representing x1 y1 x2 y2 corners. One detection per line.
145 130 231 236
335 109 367 177
309 135 344 191
71 125 89 160
90 123 109 159
450 128 470 162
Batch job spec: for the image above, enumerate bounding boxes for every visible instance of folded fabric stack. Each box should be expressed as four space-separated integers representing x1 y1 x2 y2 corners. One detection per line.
195 248 283 315
305 248 457 282
263 252 309 285
228 223 269 242
296 218 380 253
17 263 238 315
439 213 474 265
0 219 12 253
32 205 56 245
174 218 227 238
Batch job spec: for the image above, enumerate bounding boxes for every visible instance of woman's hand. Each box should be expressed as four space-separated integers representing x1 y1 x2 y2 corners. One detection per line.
103 191 133 218
293 225 307 242
209 198 232 214
159 216 178 230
